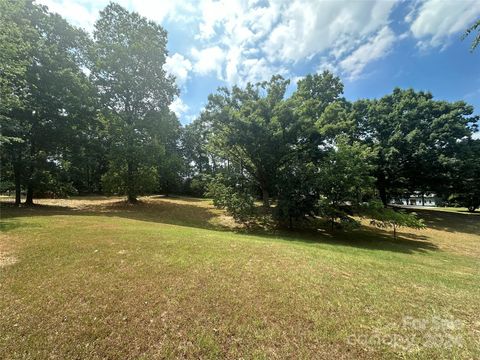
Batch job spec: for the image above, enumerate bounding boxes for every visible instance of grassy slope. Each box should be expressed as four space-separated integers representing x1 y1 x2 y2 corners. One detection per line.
0 197 479 359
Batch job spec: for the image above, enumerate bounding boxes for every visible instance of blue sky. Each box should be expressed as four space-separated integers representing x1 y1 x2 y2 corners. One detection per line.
40 0 480 135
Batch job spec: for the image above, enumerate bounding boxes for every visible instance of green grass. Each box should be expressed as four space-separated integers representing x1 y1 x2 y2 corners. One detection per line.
1 196 479 359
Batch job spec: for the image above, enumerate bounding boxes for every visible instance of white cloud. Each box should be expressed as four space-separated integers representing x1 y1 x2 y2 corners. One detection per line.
169 97 189 117
191 46 226 78
339 27 396 80
263 0 397 63
38 0 104 32
408 0 480 49
163 53 192 87
38 0 196 32
189 0 400 86
129 0 196 24
38 0 405 85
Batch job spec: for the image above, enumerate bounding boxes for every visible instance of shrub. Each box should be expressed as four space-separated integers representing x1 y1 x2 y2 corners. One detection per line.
206 175 255 223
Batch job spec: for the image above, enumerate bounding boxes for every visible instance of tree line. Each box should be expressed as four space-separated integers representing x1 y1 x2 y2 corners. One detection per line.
1 1 479 227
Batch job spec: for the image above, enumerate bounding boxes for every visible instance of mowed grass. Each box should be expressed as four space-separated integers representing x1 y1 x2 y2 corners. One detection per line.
0 196 479 359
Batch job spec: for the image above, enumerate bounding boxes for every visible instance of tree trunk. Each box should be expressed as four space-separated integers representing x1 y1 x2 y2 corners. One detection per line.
25 131 36 206
421 193 425 206
25 183 34 206
126 161 137 203
261 188 269 208
377 172 388 207
25 161 34 206
13 161 21 206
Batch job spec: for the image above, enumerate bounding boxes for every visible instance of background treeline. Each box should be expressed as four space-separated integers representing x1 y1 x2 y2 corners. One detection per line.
1 1 479 226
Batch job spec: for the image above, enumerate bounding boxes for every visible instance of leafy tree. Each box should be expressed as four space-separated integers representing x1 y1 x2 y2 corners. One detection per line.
152 110 184 196
91 3 177 203
275 72 349 228
449 139 480 212
291 71 346 154
0 0 32 134
276 156 318 229
182 118 215 196
317 137 375 229
206 173 256 223
364 202 426 239
1 0 94 205
204 75 295 207
358 89 476 205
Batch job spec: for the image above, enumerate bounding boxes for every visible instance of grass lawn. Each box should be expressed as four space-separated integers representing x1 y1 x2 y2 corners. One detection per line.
1 196 479 359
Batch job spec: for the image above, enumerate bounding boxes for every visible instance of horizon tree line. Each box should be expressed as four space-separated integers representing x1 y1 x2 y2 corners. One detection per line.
1 1 479 224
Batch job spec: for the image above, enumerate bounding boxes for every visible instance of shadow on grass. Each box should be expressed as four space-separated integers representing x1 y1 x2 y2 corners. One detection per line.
238 224 437 254
405 208 480 236
0 198 440 254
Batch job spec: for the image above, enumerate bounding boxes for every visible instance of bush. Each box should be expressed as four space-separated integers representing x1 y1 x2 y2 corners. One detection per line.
206 175 255 223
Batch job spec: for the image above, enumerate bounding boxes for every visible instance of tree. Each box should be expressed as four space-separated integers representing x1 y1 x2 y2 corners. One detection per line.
463 19 480 51
204 75 294 207
358 89 476 205
1 0 94 205
151 110 184 196
317 137 375 229
364 202 426 240
450 139 480 212
182 118 215 196
0 0 31 134
91 3 177 203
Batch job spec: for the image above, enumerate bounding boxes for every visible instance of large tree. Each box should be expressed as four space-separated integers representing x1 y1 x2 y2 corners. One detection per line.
91 3 177 203
357 89 477 205
204 75 295 207
0 0 94 205
450 139 480 212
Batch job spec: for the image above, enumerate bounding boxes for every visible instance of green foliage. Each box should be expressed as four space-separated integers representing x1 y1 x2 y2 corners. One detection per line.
0 0 95 205
463 19 480 51
317 199 360 231
101 165 158 196
318 137 375 206
0 0 476 233
206 175 255 223
362 202 426 239
91 4 177 202
276 159 319 228
204 75 295 207
449 139 480 212
356 88 477 205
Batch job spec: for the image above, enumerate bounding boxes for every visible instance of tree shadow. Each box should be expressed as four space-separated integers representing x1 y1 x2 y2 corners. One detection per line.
235 224 437 254
148 195 205 203
405 208 480 236
1 198 439 254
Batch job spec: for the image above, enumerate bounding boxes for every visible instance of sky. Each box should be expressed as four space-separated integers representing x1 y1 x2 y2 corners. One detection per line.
39 0 480 136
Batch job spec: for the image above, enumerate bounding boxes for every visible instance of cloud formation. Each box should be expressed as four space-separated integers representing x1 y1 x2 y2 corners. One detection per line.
37 0 480 122
408 0 480 49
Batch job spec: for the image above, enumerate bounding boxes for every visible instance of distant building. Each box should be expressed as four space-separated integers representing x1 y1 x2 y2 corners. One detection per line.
390 192 439 207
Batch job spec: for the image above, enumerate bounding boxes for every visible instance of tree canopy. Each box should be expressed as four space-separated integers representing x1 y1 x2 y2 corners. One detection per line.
1 0 478 226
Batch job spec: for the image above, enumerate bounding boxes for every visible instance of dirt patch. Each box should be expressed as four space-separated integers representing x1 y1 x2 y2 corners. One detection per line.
0 235 17 268
0 252 17 268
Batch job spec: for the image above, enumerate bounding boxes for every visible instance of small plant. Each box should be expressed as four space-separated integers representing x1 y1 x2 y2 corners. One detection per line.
362 201 426 239
317 199 360 231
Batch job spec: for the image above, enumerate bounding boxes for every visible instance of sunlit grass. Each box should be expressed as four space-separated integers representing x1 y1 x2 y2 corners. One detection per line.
1 196 479 359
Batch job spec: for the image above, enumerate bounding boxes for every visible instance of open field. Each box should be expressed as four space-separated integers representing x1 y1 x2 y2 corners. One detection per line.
1 196 479 359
